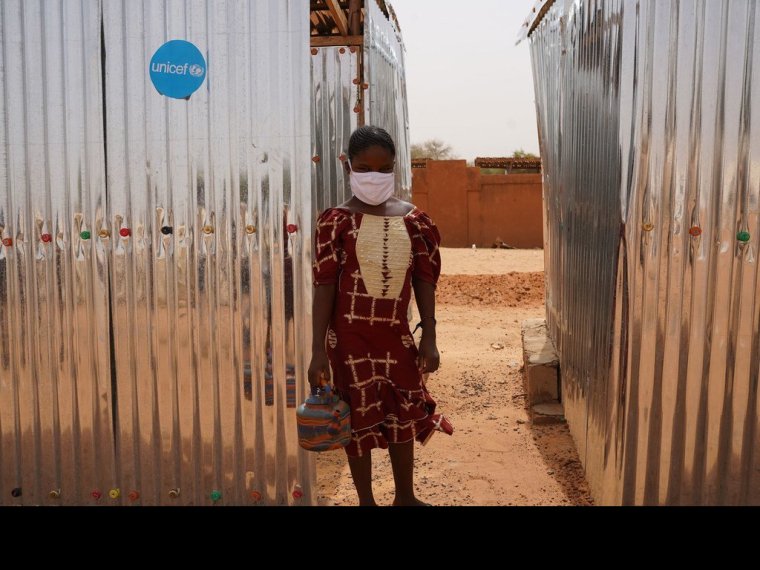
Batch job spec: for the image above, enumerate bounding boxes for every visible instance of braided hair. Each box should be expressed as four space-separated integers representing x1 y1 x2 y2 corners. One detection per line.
348 125 396 161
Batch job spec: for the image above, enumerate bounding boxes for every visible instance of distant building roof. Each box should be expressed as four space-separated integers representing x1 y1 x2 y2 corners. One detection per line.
475 157 542 172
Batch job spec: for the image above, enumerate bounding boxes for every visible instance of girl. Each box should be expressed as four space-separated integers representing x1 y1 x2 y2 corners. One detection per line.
309 125 454 507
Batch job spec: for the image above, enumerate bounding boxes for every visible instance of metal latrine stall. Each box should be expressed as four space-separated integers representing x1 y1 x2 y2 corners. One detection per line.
524 0 759 504
310 0 411 219
0 0 313 506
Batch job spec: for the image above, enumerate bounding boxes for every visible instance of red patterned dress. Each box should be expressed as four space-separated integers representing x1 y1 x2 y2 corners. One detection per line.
312 206 454 457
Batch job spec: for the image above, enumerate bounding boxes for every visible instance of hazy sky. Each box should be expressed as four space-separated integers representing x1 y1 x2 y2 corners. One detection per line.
389 0 540 161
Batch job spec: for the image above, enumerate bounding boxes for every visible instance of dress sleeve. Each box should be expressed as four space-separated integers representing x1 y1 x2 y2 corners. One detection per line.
312 208 348 287
408 210 442 288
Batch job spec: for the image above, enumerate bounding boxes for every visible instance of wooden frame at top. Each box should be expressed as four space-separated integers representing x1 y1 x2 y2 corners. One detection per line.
311 0 364 46
325 0 349 36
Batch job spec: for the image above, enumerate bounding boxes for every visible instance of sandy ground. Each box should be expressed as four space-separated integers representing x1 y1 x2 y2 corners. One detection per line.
316 248 594 506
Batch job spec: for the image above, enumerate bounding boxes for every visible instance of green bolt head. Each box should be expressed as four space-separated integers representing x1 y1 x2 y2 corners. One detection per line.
80 231 91 241
210 490 222 502
737 231 751 243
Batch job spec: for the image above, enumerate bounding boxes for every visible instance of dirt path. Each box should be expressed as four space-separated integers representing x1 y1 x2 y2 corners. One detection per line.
316 248 594 506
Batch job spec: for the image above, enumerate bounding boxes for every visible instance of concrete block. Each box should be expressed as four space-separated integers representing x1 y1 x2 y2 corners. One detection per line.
531 402 566 425
521 319 560 406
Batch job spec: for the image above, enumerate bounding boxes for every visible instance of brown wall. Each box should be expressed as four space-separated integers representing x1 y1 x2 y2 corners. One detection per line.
412 160 544 248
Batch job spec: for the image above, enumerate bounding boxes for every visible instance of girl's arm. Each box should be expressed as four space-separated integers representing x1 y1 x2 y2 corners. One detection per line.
412 278 440 374
308 284 337 388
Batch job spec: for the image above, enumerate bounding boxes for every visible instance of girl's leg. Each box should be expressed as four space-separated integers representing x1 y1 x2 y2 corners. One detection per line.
347 452 377 506
388 441 429 506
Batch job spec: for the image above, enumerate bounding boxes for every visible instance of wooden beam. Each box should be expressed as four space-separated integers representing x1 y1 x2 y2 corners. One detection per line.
348 0 362 36
325 0 349 36
311 35 363 47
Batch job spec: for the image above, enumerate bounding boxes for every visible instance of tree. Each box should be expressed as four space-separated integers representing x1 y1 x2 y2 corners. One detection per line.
411 139 456 160
511 148 539 160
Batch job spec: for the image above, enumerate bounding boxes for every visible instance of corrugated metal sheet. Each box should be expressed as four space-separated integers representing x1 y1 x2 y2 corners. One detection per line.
310 1 411 211
365 0 412 198
528 0 760 505
0 0 313 506
0 0 113 506
311 45 358 219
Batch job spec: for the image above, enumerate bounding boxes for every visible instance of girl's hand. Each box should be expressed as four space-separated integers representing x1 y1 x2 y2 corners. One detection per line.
417 334 440 374
308 351 331 389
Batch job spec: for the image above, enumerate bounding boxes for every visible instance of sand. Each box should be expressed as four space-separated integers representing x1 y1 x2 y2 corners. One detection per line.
315 248 594 506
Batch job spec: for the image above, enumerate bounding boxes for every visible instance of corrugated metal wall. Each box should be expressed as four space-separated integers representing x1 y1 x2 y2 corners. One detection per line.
0 0 313 506
528 0 759 505
311 45 358 219
310 0 411 213
365 0 411 198
0 0 112 507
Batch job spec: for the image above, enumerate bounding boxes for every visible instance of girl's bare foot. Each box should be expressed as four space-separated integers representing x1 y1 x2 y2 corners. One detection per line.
392 497 431 506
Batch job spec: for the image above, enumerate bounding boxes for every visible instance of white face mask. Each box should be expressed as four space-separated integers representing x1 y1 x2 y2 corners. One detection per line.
348 159 396 206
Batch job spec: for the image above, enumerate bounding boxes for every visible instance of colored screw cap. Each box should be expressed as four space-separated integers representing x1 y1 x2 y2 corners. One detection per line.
642 223 655 232
353 106 361 114
11 488 22 498
287 224 298 234
161 226 173 236
312 156 321 163
98 229 111 239
203 225 215 235
311 48 318 55
91 490 102 500
353 78 361 85
738 231 751 243
210 490 222 502
250 491 262 502
245 225 257 235
292 487 304 500
119 228 131 238
41 234 52 243
169 488 181 499
80 231 91 240
2 238 12 247
128 491 140 501
689 227 702 237
339 48 346 54
109 488 121 499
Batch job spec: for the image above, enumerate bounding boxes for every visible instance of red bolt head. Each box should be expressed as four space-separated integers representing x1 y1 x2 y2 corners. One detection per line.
287 224 298 234
312 156 321 163
689 227 702 237
292 489 303 500
250 491 262 502
2 238 12 247
91 490 102 500
119 228 131 238
339 48 346 54
311 48 318 56
339 153 347 162
41 234 52 243
128 491 140 501
352 78 360 85
353 106 361 114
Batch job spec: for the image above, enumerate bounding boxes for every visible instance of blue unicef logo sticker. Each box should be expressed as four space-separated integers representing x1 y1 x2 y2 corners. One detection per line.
150 40 207 100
